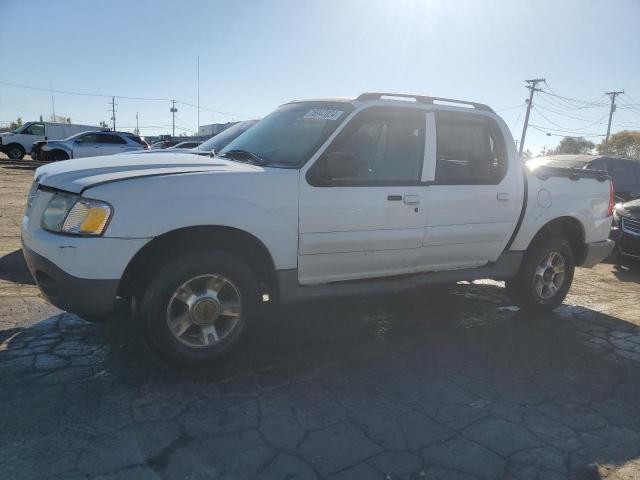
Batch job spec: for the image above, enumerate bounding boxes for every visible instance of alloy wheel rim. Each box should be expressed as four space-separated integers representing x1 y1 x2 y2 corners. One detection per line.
166 274 242 348
534 251 566 300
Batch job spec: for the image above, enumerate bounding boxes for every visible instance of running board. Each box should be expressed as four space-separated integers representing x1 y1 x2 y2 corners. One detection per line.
276 252 523 304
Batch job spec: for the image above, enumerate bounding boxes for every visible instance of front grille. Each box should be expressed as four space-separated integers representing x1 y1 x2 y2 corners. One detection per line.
621 217 640 236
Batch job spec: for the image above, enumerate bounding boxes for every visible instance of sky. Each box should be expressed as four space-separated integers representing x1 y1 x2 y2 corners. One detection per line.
1 0 639 153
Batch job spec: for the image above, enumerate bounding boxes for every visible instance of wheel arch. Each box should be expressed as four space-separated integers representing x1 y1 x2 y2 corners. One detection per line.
119 225 278 302
45 148 71 161
525 216 587 265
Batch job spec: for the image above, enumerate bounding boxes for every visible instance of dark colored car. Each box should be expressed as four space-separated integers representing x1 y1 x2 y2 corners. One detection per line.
611 198 640 260
529 155 640 202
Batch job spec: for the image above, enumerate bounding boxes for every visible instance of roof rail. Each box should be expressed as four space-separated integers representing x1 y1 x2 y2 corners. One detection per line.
356 92 494 113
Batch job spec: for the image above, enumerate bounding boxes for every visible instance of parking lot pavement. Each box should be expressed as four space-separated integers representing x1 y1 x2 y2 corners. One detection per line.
1 159 640 480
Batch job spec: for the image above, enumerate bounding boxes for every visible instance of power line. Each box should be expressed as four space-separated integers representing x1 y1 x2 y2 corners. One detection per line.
529 124 605 137
533 106 612 132
0 79 255 121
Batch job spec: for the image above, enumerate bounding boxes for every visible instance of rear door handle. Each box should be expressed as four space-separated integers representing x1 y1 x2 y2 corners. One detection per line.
497 192 510 201
404 194 421 205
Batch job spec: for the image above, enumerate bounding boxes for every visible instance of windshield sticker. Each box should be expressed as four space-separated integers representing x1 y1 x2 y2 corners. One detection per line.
303 109 344 121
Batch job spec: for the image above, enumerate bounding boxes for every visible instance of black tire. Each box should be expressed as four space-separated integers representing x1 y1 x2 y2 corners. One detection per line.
505 236 575 311
140 251 259 366
6 144 25 160
47 150 69 162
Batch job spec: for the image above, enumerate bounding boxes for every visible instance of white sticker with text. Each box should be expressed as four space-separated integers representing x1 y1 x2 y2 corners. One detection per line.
303 109 344 121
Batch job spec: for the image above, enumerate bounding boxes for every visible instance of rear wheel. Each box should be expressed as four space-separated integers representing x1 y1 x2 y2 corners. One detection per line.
505 237 575 311
6 144 25 160
140 251 259 366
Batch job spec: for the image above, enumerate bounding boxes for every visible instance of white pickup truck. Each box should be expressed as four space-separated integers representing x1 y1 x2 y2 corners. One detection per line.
22 93 614 365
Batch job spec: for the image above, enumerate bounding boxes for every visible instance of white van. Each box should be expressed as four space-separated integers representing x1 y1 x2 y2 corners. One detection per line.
0 121 102 160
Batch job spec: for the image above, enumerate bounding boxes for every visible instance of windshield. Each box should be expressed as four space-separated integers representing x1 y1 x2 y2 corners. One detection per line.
218 102 352 167
196 120 259 152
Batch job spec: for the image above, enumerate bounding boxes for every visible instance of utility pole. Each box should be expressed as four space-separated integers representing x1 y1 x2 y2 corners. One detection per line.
170 100 177 137
197 56 200 137
111 96 116 131
604 90 624 151
519 78 545 157
135 112 139 135
50 83 56 122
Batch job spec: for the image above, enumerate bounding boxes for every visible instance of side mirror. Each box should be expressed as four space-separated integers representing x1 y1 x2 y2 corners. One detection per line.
325 151 358 179
75 139 84 144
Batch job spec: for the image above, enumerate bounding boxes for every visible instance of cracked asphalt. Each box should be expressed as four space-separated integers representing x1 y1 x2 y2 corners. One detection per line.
1 156 640 479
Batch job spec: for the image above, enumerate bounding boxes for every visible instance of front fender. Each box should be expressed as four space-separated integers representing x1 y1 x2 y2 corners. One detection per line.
85 170 300 270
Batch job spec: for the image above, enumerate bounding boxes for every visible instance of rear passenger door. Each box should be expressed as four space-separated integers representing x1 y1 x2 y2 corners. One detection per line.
419 112 523 270
94 133 128 156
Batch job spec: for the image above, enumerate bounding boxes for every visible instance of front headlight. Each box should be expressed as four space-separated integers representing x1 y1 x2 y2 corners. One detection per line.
42 193 112 235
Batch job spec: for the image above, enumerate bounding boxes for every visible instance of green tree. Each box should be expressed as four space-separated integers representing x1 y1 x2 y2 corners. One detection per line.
550 136 595 155
597 130 640 158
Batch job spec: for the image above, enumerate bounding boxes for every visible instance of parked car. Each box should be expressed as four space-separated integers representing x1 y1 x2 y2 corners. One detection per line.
150 140 181 149
528 155 640 202
192 120 259 154
126 120 259 156
169 141 202 149
611 198 640 260
37 131 148 161
22 92 614 365
0 121 102 160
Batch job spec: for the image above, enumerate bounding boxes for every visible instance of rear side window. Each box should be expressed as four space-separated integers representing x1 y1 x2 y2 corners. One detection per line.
435 115 507 184
610 161 638 187
96 134 126 144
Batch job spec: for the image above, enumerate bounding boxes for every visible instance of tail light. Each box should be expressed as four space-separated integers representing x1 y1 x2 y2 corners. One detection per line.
607 179 615 217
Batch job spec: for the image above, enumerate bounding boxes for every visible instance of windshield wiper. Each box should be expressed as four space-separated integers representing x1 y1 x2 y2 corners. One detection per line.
219 149 268 166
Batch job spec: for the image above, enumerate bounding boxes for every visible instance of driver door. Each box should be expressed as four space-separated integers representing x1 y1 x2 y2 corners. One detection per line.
72 133 100 158
298 106 428 284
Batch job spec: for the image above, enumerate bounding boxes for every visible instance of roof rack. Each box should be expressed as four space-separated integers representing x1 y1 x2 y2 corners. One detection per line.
356 92 494 113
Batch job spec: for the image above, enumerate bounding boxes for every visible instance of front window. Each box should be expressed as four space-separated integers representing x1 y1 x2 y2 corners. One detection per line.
21 123 45 135
219 102 352 167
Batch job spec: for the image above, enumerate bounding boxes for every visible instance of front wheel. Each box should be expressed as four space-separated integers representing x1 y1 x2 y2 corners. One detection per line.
6 144 25 160
505 237 575 311
140 251 259 366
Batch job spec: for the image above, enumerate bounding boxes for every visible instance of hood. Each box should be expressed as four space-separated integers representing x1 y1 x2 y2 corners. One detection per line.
35 152 259 194
617 198 640 218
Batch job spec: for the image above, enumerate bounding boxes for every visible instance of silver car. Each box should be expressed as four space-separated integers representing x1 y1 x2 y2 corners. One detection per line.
36 131 148 161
